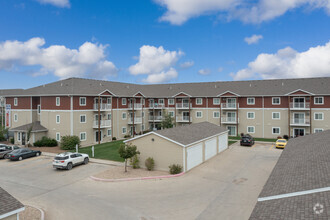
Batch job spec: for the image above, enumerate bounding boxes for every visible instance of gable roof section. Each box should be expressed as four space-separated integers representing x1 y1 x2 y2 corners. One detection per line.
217 91 240 97
133 91 145 97
10 121 48 133
172 92 192 97
285 89 315 96
0 187 24 218
98 89 116 96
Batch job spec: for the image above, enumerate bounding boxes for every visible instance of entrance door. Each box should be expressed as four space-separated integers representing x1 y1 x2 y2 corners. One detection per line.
227 112 236 122
182 99 189 108
293 113 304 124
183 112 190 121
22 132 26 145
227 98 236 108
95 131 102 142
294 128 305 137
149 99 154 108
294 97 305 108
130 126 136 136
227 126 236 136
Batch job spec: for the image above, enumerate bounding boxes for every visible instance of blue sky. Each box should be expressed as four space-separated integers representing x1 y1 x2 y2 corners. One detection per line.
0 0 330 89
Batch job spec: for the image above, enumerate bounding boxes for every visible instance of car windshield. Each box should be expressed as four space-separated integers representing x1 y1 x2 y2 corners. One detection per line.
277 140 286 143
11 149 21 154
55 156 69 160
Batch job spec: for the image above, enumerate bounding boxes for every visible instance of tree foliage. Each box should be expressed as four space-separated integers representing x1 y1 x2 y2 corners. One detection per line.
118 143 140 172
161 112 174 129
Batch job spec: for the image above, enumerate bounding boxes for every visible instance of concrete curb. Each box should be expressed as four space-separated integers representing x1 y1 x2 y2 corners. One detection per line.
90 172 185 182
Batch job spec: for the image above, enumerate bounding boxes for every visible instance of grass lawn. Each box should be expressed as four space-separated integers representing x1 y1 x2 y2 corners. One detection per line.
228 140 237 146
229 136 277 142
78 140 125 162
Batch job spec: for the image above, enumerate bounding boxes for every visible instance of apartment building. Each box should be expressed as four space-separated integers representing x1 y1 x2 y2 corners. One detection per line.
1 77 330 146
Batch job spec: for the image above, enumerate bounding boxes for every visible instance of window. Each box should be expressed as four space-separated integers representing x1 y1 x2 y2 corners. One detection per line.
227 126 236 136
213 98 220 105
314 112 324 120
56 115 60 124
168 99 174 105
107 129 112 137
122 112 127 119
122 98 127 105
213 111 220 118
314 128 323 133
314 97 324 105
37 105 41 114
196 111 202 118
80 115 86 123
56 133 61 141
80 132 87 141
17 132 21 141
247 126 255 134
107 98 112 105
272 112 280 120
122 127 127 134
272 97 281 105
272 127 280 134
79 97 86 106
196 98 203 105
247 112 255 119
158 99 164 105
247 98 255 105
56 97 60 106
142 112 145 118
169 111 174 117
14 98 18 106
14 114 18 122
107 113 111 120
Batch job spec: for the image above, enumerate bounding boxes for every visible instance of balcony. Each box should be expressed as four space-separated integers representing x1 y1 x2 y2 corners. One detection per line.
128 117 142 124
221 117 239 124
176 116 192 122
128 103 143 110
289 102 310 110
93 103 111 111
221 103 238 109
290 118 310 126
176 103 192 109
93 120 111 128
149 103 165 109
149 116 164 121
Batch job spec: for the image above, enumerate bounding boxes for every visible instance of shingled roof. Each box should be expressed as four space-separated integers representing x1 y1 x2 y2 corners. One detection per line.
249 130 330 219
0 187 24 218
10 121 48 133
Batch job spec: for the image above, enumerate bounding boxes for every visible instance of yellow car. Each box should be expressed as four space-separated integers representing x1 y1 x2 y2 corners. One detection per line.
275 139 287 149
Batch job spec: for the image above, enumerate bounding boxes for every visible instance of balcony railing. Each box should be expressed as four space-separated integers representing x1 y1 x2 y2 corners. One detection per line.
93 103 111 111
128 103 143 110
149 103 165 109
289 102 310 110
176 116 192 122
93 120 111 128
290 118 310 126
176 103 192 109
149 116 164 121
221 117 239 124
221 103 238 109
128 117 142 124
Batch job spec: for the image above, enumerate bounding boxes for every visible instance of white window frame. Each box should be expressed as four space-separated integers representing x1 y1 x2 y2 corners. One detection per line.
247 126 255 134
247 112 255 119
213 98 220 105
213 111 220 118
272 112 280 120
169 111 174 117
14 98 18 106
56 115 60 124
56 97 60 106
272 127 280 135
158 99 164 105
37 105 41 115
272 97 281 105
122 98 127 105
196 111 203 118
314 112 324 120
247 98 255 105
107 98 112 104
14 114 18 122
122 112 127 120
122 127 127 134
107 129 112 137
80 132 87 141
314 128 324 133
80 114 86 123
107 113 111 120
56 132 61 141
79 97 86 106
227 126 236 136
17 132 21 141
314 97 324 105
196 98 203 105
168 99 174 105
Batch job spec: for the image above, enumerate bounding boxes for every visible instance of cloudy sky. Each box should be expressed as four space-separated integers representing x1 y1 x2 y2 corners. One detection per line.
1 0 330 88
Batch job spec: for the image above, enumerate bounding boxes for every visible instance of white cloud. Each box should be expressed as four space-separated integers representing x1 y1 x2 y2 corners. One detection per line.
218 67 223 72
37 0 70 8
0 37 118 79
231 41 330 80
198 68 211 75
179 61 194 69
129 45 183 83
244 35 263 45
155 0 330 25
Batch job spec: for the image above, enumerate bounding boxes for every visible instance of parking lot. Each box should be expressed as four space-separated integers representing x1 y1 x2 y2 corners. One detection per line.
0 142 282 220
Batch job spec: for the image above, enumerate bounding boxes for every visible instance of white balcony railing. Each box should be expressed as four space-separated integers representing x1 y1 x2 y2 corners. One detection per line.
290 118 310 126
93 103 111 111
176 103 192 109
150 103 165 109
128 103 143 110
93 120 111 128
176 116 192 122
221 117 239 124
221 103 238 109
128 117 142 124
289 102 310 110
149 116 164 121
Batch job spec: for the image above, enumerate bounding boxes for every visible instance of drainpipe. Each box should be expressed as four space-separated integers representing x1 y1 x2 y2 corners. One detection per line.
310 95 312 134
236 97 238 136
111 96 113 141
288 96 290 138
189 97 191 123
219 97 221 126
98 96 101 144
262 96 264 138
174 98 177 127
132 98 135 137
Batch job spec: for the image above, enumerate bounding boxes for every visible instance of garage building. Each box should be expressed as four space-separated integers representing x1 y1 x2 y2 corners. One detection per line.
125 122 228 172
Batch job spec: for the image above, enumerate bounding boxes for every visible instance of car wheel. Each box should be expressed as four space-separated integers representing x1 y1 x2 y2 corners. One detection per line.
84 157 89 165
18 156 23 161
36 152 40 156
4 154 8 159
67 163 73 170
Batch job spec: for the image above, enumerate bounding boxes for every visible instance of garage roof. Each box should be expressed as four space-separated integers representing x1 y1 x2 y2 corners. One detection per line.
10 121 48 133
0 187 24 218
126 122 228 147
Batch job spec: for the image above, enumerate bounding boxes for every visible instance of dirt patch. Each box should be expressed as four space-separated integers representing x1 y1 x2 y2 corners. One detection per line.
30 146 67 154
20 205 42 220
94 166 169 180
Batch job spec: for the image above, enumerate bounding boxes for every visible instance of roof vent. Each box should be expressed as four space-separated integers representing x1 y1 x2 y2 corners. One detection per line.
126 85 129 89
249 84 252 87
61 83 63 87
100 83 102 86
215 85 217 88
169 86 172 90
282 82 284 86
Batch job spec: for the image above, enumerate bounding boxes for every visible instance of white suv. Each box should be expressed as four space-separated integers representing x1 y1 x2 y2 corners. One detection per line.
53 152 89 170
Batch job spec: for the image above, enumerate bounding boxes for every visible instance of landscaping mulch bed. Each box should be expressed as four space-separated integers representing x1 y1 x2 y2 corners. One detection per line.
29 146 67 154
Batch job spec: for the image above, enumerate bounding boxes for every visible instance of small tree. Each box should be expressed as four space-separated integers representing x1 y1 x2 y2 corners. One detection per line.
161 112 174 129
26 126 33 147
118 143 140 172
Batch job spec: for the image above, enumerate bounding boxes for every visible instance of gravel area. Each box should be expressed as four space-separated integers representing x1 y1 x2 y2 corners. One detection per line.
29 146 67 154
94 166 169 179
20 205 42 220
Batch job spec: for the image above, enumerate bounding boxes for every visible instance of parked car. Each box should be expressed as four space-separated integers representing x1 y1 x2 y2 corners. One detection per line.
0 145 20 159
275 139 287 149
240 134 255 146
53 152 89 170
7 148 41 161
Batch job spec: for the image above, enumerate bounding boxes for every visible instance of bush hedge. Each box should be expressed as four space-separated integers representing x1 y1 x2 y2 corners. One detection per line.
34 136 58 147
60 135 80 150
145 157 155 171
169 164 183 174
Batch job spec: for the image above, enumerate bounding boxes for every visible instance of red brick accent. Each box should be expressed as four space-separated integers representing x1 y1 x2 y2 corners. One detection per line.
239 97 262 108
41 96 70 110
191 98 207 108
264 97 289 108
73 96 94 110
6 97 31 109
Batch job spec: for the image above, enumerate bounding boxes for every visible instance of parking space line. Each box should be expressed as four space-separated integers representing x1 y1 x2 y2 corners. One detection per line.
250 144 257 149
269 145 275 150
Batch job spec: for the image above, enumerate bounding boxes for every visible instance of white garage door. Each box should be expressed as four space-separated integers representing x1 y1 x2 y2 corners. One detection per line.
187 143 203 171
205 138 217 160
218 134 228 153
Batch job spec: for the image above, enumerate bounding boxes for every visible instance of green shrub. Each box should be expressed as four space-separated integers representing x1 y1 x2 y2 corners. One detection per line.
124 135 131 138
60 135 80 150
169 164 183 174
143 130 151 134
145 157 155 171
112 137 117 141
33 136 57 147
130 154 140 169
